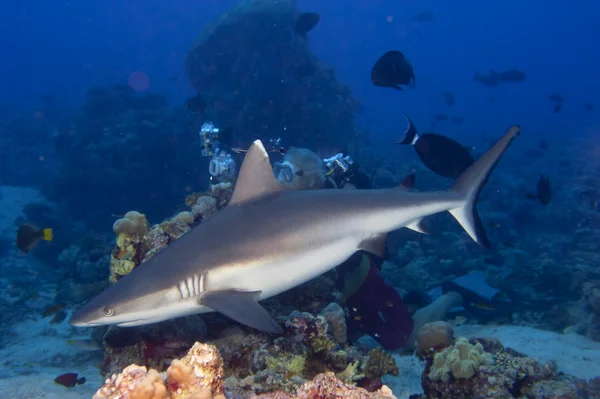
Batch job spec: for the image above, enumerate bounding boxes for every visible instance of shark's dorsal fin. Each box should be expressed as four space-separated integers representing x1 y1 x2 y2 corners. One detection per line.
229 140 284 206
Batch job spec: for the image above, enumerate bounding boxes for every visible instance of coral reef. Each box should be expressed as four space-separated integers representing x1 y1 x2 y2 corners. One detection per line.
95 342 397 399
186 0 362 151
94 342 225 399
418 336 579 399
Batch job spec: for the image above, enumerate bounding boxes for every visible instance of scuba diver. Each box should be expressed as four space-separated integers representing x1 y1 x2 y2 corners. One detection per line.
274 146 414 349
198 122 238 184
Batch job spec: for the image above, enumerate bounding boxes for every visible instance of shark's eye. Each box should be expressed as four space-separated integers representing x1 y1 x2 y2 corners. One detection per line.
103 307 114 317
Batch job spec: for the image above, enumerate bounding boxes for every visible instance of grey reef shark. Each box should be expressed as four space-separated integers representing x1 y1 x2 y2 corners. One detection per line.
70 125 521 334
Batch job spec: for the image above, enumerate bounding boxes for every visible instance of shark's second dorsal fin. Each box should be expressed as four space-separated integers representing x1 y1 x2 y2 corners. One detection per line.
229 140 284 206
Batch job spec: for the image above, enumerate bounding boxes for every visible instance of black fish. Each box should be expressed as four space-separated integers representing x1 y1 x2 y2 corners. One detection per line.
54 373 86 388
474 71 500 87
184 94 205 113
371 50 415 91
451 116 465 124
525 174 551 205
497 69 526 82
16 223 53 254
553 103 562 114
536 174 551 205
396 114 474 179
548 93 564 103
296 12 320 38
585 102 594 111
539 139 548 149
442 91 455 106
413 11 435 23
434 113 448 121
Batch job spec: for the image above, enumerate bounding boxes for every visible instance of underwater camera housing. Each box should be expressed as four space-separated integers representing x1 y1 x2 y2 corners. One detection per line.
324 153 354 176
199 122 221 157
209 151 237 183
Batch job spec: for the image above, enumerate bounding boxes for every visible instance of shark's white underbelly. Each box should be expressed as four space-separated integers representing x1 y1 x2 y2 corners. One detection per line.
202 235 360 304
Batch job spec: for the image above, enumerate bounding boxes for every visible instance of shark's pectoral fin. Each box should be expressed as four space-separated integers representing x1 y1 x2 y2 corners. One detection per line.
359 233 387 257
200 289 283 334
229 140 284 206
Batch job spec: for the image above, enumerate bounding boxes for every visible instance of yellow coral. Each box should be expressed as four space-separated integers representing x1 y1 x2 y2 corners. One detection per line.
109 232 142 283
265 354 306 376
428 336 493 382
335 360 364 383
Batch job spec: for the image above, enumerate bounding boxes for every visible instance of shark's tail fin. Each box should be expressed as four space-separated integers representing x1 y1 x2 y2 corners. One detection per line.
449 125 520 248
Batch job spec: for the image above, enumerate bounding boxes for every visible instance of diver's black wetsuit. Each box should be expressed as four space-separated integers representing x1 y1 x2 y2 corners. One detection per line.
328 163 414 350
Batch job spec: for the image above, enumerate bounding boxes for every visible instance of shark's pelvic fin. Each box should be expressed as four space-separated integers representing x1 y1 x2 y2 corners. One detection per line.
449 125 521 249
229 140 284 206
359 233 387 257
407 221 430 234
200 289 283 334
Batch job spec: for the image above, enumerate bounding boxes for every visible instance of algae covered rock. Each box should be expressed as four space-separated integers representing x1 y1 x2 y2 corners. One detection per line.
185 0 361 150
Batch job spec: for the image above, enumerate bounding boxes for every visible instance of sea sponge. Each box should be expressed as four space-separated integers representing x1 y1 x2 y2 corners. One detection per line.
363 347 399 379
174 211 194 225
191 196 217 221
113 211 149 236
167 342 225 398
406 292 463 348
415 321 454 356
428 337 493 382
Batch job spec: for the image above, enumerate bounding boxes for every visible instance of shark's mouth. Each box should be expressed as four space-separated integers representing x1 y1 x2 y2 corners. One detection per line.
116 319 146 327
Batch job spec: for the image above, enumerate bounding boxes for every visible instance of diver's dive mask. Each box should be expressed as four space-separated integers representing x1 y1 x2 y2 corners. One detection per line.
274 161 296 184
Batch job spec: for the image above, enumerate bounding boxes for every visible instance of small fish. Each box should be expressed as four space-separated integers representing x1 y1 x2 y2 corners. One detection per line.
396 114 474 179
384 300 394 308
110 213 126 218
67 339 102 351
54 373 86 388
116 249 127 259
16 223 53 254
184 94 206 113
353 315 362 321
434 113 448 121
413 11 435 23
50 310 67 325
585 102 594 111
497 69 526 82
536 174 551 205
371 50 415 91
42 304 63 318
472 302 495 311
442 91 455 107
474 71 500 87
548 93 564 103
553 103 562 114
450 116 465 124
296 12 320 38
539 139 548 149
